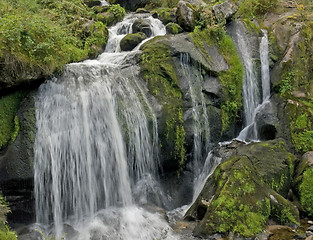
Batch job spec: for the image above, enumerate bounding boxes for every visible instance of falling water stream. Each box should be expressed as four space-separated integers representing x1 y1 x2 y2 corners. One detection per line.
237 29 271 141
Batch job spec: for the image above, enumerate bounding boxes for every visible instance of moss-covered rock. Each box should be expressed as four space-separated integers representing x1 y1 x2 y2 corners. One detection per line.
185 139 299 238
120 32 147 51
132 19 153 37
166 22 183 34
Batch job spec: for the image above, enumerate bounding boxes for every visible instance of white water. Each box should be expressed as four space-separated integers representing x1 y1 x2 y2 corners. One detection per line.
179 53 211 199
237 29 270 141
34 14 172 240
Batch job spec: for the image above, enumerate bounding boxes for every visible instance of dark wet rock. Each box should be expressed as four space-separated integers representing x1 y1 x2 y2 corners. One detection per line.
84 0 101 7
120 32 147 51
132 19 152 37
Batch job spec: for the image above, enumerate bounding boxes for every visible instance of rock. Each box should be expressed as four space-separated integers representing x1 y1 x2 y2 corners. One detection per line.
136 8 150 13
151 8 177 25
84 0 101 7
213 0 238 21
166 23 183 34
0 91 36 224
309 220 313 225
255 99 279 141
185 140 299 238
132 19 152 37
176 1 195 32
202 77 223 100
120 32 147 51
307 231 313 237
112 0 150 11
308 226 313 232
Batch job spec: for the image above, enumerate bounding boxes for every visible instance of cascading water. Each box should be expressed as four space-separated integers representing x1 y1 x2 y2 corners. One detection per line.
34 14 178 240
178 53 211 198
237 28 271 141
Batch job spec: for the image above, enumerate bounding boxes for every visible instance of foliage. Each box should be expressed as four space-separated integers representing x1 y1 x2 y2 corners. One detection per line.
0 92 23 149
0 194 17 240
236 0 279 19
0 0 117 76
299 168 313 217
108 4 126 22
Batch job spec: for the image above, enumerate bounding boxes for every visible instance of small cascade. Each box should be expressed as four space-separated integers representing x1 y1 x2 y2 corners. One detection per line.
179 54 210 164
179 53 211 194
237 29 271 141
260 30 270 101
192 151 222 201
34 14 168 239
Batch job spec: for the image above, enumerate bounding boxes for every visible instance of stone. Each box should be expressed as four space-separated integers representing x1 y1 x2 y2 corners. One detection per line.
120 32 147 51
213 0 238 21
132 19 152 37
84 0 101 7
165 23 183 34
176 1 195 32
185 140 299 238
308 226 313 232
255 99 279 141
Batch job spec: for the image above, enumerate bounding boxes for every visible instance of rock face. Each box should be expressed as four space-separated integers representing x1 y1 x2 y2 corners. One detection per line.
132 19 153 37
213 0 238 21
0 91 36 224
139 33 233 172
185 139 299 238
176 1 195 32
120 32 147 51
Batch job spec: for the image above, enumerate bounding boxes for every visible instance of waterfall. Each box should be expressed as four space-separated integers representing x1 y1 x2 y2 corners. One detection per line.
260 30 270 101
237 28 270 141
34 14 172 239
179 53 211 198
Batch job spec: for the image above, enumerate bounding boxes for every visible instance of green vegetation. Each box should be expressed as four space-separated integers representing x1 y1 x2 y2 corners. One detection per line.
0 194 17 240
236 0 279 19
299 168 313 217
0 0 127 77
0 92 24 149
141 38 186 173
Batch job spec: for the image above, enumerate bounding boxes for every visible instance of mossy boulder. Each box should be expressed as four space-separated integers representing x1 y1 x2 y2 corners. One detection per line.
120 32 147 51
132 19 153 37
185 139 299 238
151 8 177 25
294 151 313 217
166 23 183 34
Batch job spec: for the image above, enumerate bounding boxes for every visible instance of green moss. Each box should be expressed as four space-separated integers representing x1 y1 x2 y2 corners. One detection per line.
141 38 186 173
242 19 262 35
236 0 279 19
205 157 270 237
0 92 23 149
299 168 313 217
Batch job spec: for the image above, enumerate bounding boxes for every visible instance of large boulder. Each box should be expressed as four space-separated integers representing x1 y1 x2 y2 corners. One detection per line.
176 1 195 32
120 32 147 51
213 0 238 21
132 19 152 37
185 139 299 238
